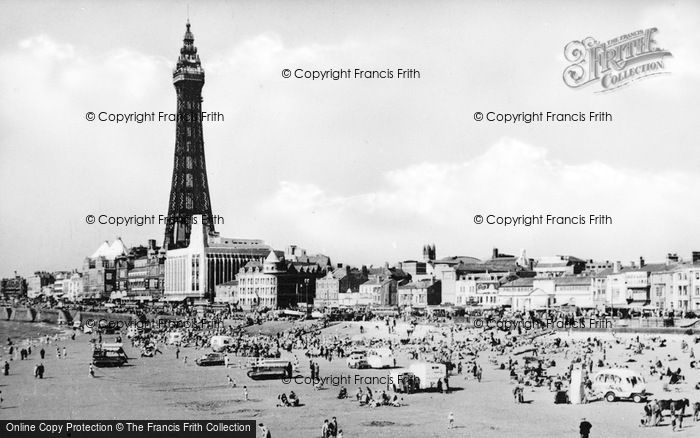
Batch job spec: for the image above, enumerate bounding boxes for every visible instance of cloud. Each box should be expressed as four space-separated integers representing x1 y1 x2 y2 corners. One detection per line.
257 138 699 264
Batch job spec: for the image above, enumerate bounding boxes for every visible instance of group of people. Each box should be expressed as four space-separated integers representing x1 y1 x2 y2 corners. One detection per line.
355 386 402 408
320 417 341 438
276 391 300 407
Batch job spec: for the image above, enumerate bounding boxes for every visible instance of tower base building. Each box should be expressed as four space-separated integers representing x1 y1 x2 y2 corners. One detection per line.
164 215 271 302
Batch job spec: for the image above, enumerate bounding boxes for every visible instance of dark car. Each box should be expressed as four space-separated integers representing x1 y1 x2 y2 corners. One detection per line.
92 344 128 367
195 352 226 367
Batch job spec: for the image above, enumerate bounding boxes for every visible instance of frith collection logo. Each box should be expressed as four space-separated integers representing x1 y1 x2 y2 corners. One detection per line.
563 28 672 92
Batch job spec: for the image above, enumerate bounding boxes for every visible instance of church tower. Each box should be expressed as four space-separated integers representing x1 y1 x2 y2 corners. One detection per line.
164 21 215 249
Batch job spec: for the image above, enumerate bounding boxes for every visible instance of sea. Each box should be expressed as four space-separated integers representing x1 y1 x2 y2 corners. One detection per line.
0 320 67 347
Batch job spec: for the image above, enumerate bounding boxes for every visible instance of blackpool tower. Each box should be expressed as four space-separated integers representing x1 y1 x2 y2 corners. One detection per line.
164 21 215 250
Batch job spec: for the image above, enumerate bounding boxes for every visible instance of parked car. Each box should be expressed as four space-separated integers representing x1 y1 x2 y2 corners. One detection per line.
195 352 226 367
591 368 647 403
346 350 370 369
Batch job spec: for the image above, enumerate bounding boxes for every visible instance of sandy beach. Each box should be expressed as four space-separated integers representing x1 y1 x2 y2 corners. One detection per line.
1 321 699 437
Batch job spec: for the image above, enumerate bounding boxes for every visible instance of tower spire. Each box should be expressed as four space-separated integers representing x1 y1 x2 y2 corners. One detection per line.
165 21 214 250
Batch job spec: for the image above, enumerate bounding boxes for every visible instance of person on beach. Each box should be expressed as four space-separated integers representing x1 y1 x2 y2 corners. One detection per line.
652 399 661 426
321 419 330 438
643 402 652 426
89 363 95 378
243 386 249 401
40 348 45 359
258 423 271 438
176 347 180 359
3 361 9 376
448 411 455 429
330 417 338 437
62 347 66 359
579 418 592 438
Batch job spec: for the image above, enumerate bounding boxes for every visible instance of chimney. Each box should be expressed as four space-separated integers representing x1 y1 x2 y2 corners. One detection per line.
148 239 156 250
492 248 499 259
667 253 679 264
639 256 645 268
613 261 622 273
692 251 700 264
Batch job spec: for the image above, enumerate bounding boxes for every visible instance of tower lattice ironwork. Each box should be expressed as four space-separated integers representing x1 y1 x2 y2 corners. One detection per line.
164 21 215 250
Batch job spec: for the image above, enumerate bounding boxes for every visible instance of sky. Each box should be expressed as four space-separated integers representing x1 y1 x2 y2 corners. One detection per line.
0 0 698 277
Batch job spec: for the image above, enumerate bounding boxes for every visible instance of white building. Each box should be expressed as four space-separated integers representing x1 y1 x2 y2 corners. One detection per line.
164 215 271 302
455 273 505 308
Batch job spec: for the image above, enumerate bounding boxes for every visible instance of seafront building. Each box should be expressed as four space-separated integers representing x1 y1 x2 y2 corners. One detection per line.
233 249 326 310
81 238 127 300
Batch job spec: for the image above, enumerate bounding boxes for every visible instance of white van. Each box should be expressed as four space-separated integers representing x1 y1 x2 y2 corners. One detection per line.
210 335 236 352
591 368 647 403
366 348 396 369
390 362 446 392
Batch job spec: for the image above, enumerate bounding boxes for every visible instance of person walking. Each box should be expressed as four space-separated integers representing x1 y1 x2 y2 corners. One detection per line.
62 347 67 359
643 402 652 426
652 399 661 426
89 363 95 378
579 418 592 438
330 417 338 438
40 348 45 359
321 419 330 438
243 386 249 401
448 412 455 429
